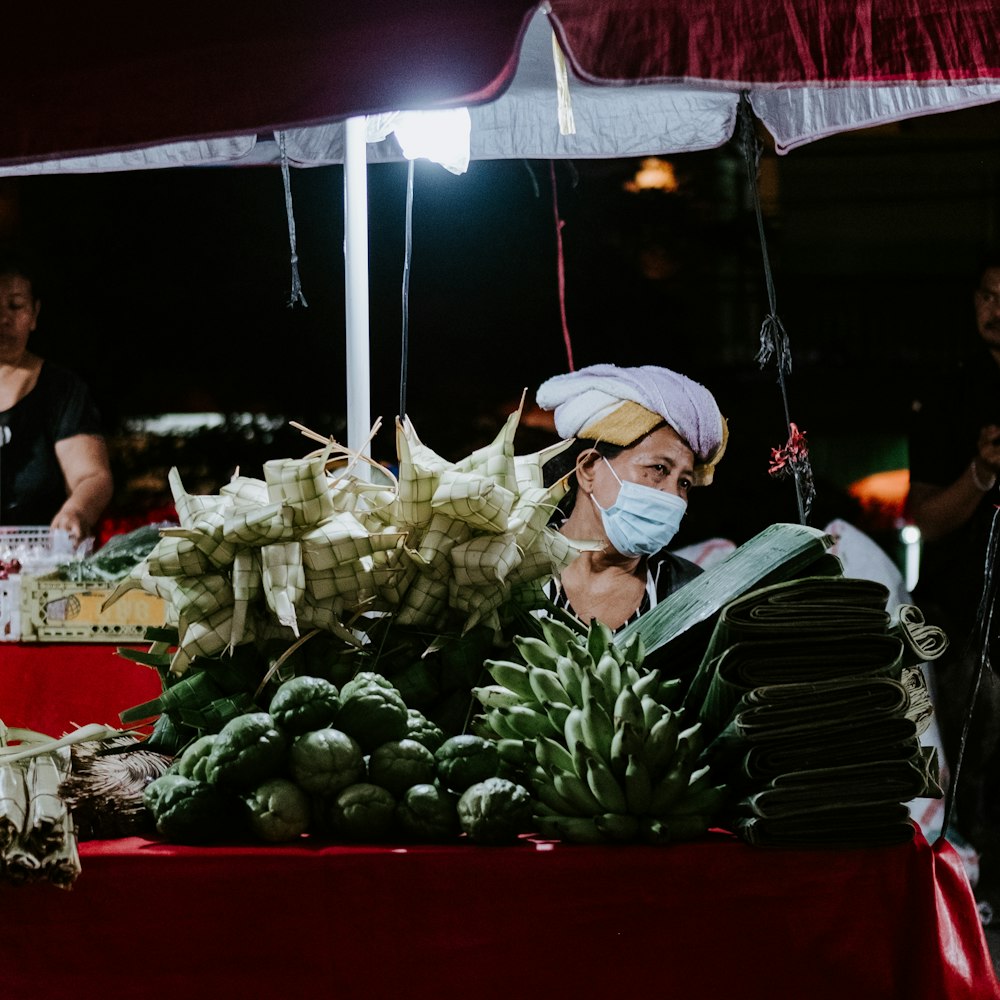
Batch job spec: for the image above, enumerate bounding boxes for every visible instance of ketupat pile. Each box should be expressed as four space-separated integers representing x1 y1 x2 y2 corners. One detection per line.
473 616 727 844
103 403 594 678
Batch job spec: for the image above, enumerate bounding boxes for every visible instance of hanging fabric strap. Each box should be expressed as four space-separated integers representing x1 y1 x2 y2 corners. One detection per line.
737 92 813 525
549 161 575 372
277 131 308 309
943 505 1000 836
551 31 577 136
399 159 415 420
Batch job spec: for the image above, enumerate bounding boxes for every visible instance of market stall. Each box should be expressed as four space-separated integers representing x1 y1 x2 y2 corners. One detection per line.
4 4 1000 997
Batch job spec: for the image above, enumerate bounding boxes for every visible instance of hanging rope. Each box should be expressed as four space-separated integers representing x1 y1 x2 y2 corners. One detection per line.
277 131 308 309
549 161 575 372
942 505 1000 837
737 92 813 524
399 159 415 420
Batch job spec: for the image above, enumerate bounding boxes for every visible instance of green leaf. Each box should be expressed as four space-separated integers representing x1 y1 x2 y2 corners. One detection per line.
615 522 834 675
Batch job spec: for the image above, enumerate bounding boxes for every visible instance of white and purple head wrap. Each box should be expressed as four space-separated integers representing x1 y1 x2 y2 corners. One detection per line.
535 363 728 484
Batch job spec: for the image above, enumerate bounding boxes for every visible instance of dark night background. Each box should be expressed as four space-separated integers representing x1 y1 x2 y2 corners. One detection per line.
2 101 999 552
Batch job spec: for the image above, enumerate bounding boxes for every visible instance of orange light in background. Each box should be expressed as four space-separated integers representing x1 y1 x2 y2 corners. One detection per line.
623 158 679 193
847 468 910 530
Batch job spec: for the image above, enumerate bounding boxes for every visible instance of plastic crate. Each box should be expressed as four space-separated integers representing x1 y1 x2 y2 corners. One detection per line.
0 526 66 575
1 575 21 640
17 572 168 643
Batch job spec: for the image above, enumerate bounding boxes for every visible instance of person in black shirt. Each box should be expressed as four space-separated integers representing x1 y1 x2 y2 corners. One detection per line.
0 252 113 543
907 249 1000 908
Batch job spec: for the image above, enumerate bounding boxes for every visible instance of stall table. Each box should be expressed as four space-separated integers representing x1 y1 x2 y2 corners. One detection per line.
2 643 998 999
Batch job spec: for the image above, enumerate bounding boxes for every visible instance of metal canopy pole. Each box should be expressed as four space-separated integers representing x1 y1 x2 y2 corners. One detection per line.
343 115 372 477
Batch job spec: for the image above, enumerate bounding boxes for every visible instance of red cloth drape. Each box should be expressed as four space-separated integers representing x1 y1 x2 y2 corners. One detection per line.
0 829 996 1000
549 0 1000 85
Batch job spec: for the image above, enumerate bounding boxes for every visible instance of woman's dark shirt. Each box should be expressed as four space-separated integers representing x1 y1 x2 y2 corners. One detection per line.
0 362 104 525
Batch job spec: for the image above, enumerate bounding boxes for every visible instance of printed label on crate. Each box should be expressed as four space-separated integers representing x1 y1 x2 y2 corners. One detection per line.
18 574 167 642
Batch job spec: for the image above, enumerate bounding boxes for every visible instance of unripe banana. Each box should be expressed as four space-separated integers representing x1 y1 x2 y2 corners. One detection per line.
535 734 577 776
631 668 663 700
662 813 710 843
542 699 572 732
555 655 584 705
581 696 615 765
624 752 653 815
669 782 728 820
498 704 558 740
684 763 713 795
595 652 623 712
566 640 596 673
658 677 684 708
553 767 605 815
613 684 646 734
621 663 642 688
619 631 645 670
642 710 680 780
527 665 571 706
472 684 523 709
538 616 584 657
639 813 709 843
586 620 615 665
595 812 640 843
485 659 535 700
677 721 704 759
646 741 696 815
582 748 628 814
604 641 627 667
531 776 585 817
563 706 587 758
639 817 672 845
641 694 666 732
487 707 521 741
536 813 609 844
610 720 646 781
495 738 533 767
514 635 563 672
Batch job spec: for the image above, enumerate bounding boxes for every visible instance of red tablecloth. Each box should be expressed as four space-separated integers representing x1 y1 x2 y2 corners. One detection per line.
0 642 161 735
1 643 997 1000
2 829 997 1000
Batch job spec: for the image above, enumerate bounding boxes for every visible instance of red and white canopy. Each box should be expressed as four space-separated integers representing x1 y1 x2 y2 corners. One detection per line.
5 0 1000 174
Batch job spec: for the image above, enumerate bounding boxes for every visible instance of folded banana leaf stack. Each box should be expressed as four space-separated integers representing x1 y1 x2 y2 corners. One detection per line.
682 574 947 849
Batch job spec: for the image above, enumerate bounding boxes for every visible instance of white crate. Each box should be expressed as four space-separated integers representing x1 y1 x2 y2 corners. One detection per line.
0 526 67 576
0 575 21 641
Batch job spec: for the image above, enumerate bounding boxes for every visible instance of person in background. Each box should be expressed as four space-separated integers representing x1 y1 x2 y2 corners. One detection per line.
907 248 1000 914
0 251 113 544
536 362 727 632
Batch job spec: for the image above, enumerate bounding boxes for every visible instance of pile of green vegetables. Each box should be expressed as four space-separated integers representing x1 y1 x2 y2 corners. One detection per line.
143 670 534 846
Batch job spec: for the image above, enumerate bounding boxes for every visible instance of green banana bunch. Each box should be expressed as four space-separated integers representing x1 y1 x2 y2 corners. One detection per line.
473 618 727 844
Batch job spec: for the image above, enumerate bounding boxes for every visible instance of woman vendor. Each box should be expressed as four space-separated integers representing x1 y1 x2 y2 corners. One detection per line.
0 253 113 543
537 363 727 631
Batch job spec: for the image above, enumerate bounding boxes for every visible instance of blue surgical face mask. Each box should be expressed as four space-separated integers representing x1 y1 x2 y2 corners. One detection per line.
590 458 687 557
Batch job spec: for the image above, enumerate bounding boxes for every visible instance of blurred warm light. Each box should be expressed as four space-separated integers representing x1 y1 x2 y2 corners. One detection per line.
847 468 910 530
623 158 679 193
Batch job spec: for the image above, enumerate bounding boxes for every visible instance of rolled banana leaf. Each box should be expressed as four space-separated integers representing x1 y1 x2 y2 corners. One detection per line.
733 802 915 849
738 748 943 820
683 573 895 718
696 632 906 741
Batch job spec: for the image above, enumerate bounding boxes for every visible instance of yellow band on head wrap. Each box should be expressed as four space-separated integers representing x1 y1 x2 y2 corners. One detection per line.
581 402 728 487
579 400 662 449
